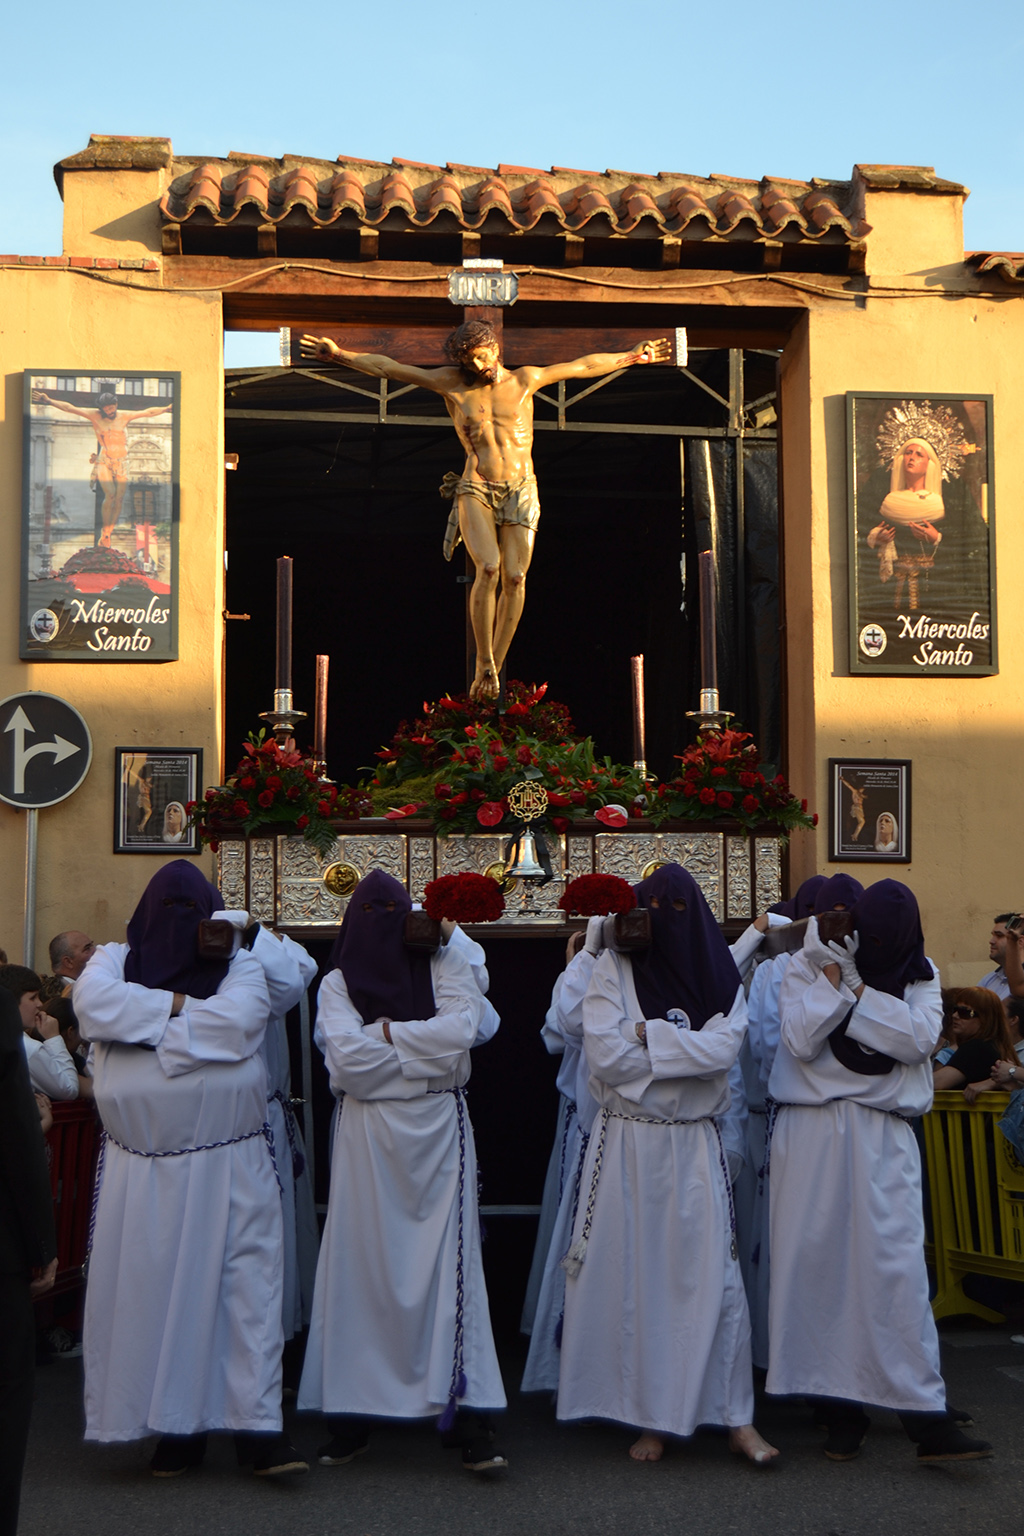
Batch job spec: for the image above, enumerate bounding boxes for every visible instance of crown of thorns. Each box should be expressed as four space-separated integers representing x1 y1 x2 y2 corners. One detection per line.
875 400 969 481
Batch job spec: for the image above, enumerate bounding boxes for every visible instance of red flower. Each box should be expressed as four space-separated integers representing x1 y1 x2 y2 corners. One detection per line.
515 745 534 765
657 784 667 798
492 755 509 771
505 702 529 717
233 798 251 818
595 805 628 828
476 801 505 827
296 814 309 830
547 791 572 807
184 801 196 814
205 788 216 802
716 791 734 809
464 725 478 738
438 806 456 821
711 766 727 778
812 812 819 826
742 794 759 812
469 789 484 802
257 790 275 809
424 872 505 923
384 803 422 820
739 771 756 788
551 815 569 833
560 873 636 917
266 775 282 791
317 800 332 816
240 776 256 790
434 783 452 799
208 839 220 852
801 798 808 812
464 746 483 765
699 787 717 805
286 785 301 800
450 792 468 806
570 789 586 806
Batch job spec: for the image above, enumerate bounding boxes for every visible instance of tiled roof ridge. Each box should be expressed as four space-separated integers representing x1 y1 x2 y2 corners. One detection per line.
154 154 868 242
966 251 1024 285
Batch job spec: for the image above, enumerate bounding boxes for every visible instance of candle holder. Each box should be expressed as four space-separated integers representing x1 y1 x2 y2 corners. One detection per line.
259 687 308 746
686 687 733 732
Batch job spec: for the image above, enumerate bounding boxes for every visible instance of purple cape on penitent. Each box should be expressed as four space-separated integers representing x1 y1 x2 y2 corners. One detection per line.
852 879 932 999
813 873 864 913
124 859 228 1000
630 863 741 1031
328 869 435 1026
769 874 826 920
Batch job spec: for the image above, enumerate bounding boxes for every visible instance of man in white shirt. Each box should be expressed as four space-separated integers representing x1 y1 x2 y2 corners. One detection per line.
0 966 78 1101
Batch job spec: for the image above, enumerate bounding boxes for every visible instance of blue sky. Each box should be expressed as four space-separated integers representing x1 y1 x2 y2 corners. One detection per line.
3 0 1021 365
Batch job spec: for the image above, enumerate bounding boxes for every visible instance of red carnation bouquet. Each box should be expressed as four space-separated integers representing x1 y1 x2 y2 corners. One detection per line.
559 873 636 917
188 730 338 855
423 872 505 924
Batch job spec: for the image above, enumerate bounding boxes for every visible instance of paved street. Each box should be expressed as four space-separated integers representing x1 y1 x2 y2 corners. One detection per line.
18 1326 1024 1536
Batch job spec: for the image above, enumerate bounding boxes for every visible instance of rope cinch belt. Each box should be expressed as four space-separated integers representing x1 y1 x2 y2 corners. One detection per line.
761 1094 917 1183
85 1120 282 1276
560 1107 738 1281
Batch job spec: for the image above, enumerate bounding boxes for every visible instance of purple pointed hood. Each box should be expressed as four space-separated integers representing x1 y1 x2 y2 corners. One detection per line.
630 863 740 1030
329 869 435 1026
770 874 826 920
813 874 864 913
124 860 228 999
852 879 932 998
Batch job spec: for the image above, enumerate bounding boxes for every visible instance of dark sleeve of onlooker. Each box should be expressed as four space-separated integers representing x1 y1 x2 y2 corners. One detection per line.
0 990 57 1275
945 1037 1000 1085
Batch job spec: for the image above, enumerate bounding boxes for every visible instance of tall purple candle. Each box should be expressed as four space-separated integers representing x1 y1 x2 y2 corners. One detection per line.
276 557 293 693
630 654 646 767
314 654 329 764
698 550 717 694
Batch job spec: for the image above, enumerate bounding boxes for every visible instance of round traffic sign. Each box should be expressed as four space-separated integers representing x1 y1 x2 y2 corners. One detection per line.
0 692 92 809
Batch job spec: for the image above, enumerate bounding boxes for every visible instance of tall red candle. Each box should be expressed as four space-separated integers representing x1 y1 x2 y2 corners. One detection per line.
698 550 717 693
314 654 329 764
276 556 293 692
630 654 646 768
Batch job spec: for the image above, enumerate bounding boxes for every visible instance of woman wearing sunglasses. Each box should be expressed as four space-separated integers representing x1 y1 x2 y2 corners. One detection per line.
932 988 1015 1093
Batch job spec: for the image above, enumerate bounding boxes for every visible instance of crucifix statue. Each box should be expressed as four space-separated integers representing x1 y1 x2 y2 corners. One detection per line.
300 324 671 699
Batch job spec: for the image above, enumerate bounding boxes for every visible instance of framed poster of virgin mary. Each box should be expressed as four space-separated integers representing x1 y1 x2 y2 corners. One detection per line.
846 393 996 676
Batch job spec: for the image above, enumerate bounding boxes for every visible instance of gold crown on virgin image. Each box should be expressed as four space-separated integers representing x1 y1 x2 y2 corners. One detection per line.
875 399 971 480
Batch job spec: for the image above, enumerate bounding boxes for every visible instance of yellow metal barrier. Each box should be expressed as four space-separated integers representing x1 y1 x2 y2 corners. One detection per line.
922 1089 1024 1323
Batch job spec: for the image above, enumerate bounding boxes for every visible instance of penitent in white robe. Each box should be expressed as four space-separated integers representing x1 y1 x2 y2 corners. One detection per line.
557 952 753 1436
250 926 319 1341
521 945 601 1393
76 943 283 1442
766 952 946 1412
297 945 506 1419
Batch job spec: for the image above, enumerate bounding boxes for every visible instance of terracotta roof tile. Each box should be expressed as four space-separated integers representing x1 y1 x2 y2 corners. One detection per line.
967 252 1024 284
717 188 763 235
855 164 968 195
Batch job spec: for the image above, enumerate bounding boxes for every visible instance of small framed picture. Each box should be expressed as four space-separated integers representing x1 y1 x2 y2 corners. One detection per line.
114 748 201 853
828 759 911 863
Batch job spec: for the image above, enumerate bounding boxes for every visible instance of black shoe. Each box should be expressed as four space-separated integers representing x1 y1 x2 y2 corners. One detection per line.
946 1405 974 1428
317 1430 369 1466
462 1435 509 1473
822 1413 870 1461
916 1426 993 1463
150 1433 207 1477
251 1435 308 1477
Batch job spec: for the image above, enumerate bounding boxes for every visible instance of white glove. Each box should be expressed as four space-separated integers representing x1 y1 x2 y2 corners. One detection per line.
440 918 457 942
827 932 862 992
584 914 606 956
210 909 250 931
801 916 835 971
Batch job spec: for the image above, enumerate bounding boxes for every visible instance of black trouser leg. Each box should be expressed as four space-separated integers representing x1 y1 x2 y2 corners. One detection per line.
326 1416 370 1440
898 1410 948 1443
0 1273 35 1536
817 1397 869 1430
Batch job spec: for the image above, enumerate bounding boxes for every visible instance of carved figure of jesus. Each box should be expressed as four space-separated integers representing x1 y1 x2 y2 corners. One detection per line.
300 323 671 699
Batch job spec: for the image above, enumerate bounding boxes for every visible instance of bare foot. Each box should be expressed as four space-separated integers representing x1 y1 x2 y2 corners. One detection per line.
729 1425 780 1466
629 1432 664 1462
470 663 499 702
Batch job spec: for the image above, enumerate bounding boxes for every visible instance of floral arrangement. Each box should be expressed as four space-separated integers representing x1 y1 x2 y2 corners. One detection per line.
559 874 637 917
187 731 339 855
648 728 817 834
423 873 505 924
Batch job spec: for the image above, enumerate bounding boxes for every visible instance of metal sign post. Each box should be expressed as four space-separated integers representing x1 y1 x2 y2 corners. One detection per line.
0 692 93 968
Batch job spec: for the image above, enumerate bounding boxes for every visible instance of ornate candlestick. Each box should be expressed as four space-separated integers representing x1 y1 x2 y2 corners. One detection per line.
686 549 732 731
260 556 307 744
630 654 647 776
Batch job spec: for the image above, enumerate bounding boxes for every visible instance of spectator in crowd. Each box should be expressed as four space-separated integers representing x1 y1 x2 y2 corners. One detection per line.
0 986 57 1536
988 996 1024 1093
0 965 78 1101
49 931 96 991
933 988 1015 1094
43 997 94 1101
75 860 305 1479
976 914 1020 1000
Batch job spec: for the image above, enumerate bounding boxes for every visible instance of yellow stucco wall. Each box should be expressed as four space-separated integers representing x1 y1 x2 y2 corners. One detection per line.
781 282 1024 986
0 268 224 968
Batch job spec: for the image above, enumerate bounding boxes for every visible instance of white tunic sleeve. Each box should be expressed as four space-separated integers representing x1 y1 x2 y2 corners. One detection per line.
251 926 317 1017
23 1034 79 1100
554 948 600 1043
844 963 942 1064
74 943 174 1047
389 948 491 1072
777 958 854 1061
729 923 764 982
644 985 748 1081
441 924 500 1039
156 951 271 1077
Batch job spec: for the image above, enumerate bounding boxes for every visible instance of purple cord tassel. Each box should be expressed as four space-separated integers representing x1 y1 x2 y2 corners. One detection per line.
553 1315 563 1349
438 1397 457 1433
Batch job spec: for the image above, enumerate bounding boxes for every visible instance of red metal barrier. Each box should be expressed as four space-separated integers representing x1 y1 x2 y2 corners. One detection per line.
44 1099 101 1296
